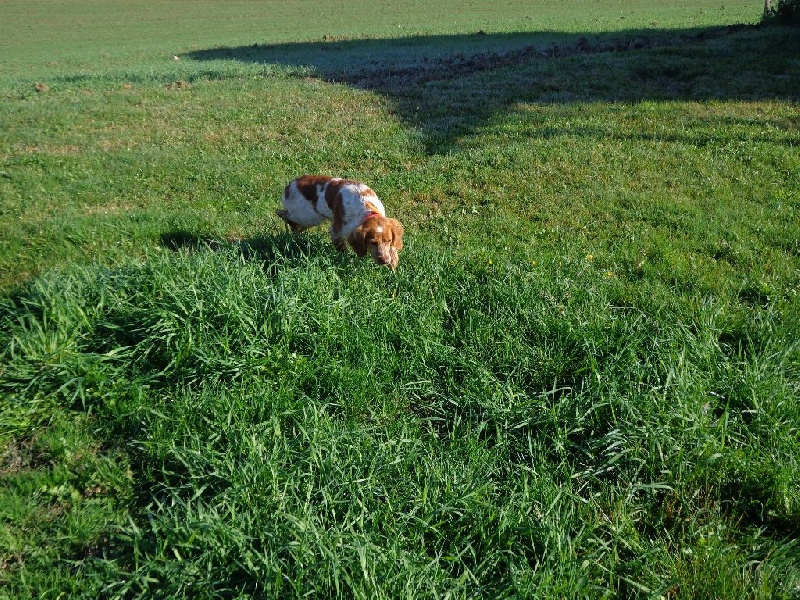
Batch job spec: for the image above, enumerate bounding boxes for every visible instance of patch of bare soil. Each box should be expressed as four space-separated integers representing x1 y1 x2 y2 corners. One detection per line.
332 25 752 89
1 439 33 475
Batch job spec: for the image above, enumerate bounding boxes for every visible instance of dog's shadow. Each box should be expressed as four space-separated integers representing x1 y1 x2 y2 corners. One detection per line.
159 229 352 272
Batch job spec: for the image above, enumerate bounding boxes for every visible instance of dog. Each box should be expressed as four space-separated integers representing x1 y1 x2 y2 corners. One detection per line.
277 175 404 269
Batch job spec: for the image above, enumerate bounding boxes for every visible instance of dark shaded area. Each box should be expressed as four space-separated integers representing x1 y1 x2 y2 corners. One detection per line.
186 24 799 153
160 228 355 273
160 228 321 261
160 230 224 252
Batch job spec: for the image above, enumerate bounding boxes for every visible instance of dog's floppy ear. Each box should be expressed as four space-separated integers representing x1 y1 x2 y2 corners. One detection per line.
389 219 404 250
348 227 368 257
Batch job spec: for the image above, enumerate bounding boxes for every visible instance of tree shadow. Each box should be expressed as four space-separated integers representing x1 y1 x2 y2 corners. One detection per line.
185 24 799 153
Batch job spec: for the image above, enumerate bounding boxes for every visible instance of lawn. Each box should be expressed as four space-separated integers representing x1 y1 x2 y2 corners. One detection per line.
1 1 799 598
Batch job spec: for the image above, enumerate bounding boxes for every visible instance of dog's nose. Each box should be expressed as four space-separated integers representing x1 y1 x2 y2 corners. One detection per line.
375 256 395 270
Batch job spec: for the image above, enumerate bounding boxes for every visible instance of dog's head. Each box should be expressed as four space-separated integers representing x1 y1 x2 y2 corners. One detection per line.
349 216 404 269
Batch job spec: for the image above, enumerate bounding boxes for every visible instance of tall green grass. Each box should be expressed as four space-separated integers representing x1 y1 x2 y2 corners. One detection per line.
2 236 798 597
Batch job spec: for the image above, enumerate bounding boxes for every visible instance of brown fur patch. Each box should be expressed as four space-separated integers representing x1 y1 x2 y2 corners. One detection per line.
293 175 330 205
330 192 345 241
324 180 342 210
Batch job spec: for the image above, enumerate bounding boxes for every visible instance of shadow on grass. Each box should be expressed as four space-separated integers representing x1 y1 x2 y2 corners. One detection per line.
186 24 799 153
159 228 351 271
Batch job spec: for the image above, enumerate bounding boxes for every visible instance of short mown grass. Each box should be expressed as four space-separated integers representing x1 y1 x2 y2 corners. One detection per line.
1 0 799 598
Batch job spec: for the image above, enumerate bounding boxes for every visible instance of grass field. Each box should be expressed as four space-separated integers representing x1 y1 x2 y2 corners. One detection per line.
2 0 800 597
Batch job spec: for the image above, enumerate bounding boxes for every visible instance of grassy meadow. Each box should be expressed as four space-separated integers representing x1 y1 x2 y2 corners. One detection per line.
2 0 800 597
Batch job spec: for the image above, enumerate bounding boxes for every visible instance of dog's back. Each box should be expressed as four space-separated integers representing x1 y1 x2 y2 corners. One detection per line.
278 175 386 240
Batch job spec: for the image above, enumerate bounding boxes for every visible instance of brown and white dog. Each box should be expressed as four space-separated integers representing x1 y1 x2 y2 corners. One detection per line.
277 175 404 269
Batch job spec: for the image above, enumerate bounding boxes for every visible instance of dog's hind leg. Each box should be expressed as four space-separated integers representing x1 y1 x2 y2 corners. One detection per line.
276 209 307 232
